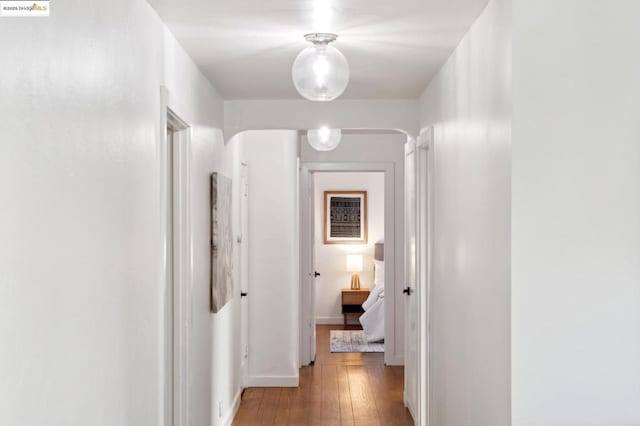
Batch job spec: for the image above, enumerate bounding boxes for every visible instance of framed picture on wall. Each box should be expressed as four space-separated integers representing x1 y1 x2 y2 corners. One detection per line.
324 191 368 244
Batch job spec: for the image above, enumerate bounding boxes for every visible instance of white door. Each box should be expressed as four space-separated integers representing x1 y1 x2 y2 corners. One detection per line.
416 128 433 426
404 139 419 421
299 167 317 366
240 163 250 385
308 173 317 362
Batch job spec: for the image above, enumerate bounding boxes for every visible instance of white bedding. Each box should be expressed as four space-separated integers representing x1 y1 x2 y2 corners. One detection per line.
360 284 384 342
362 283 384 311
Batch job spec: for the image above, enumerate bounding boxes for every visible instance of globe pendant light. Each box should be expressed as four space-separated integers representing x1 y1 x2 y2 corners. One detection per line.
292 33 349 102
307 127 342 151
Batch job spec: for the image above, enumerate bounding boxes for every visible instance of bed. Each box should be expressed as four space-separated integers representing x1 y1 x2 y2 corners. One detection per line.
359 242 385 342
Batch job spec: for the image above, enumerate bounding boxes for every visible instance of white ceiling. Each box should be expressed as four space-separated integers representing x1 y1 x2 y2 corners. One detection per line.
147 0 489 100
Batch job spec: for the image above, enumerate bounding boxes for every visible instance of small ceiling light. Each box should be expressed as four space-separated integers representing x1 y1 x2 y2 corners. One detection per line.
307 127 342 151
292 33 349 102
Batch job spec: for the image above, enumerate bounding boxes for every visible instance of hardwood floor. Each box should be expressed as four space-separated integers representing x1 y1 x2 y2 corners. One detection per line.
233 325 414 425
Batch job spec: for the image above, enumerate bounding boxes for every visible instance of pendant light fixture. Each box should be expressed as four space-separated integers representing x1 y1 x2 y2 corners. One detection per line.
307 127 342 151
292 33 349 102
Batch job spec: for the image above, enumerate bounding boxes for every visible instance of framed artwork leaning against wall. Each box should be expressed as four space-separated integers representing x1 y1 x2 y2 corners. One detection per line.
210 172 233 313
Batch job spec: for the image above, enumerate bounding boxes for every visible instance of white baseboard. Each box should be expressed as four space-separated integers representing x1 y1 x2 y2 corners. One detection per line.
220 389 242 426
315 316 343 324
246 375 299 387
406 396 417 423
315 316 360 325
385 354 405 366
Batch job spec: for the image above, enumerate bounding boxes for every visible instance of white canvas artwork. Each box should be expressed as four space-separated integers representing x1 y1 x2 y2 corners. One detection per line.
210 173 233 313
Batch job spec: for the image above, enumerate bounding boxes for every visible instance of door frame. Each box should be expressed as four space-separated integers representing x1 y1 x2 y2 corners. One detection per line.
160 86 192 426
404 137 419 421
299 164 316 364
416 127 434 426
298 162 400 366
239 161 250 387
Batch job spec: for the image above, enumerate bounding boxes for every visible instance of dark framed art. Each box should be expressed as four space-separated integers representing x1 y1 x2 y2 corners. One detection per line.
324 190 368 245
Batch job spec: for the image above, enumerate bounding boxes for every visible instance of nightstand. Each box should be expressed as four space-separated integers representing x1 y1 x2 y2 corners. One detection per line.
341 288 370 328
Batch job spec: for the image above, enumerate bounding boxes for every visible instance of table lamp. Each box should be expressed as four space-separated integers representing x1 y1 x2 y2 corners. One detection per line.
346 254 363 290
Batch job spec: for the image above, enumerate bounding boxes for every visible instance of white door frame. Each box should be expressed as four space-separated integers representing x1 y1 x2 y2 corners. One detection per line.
416 127 434 426
299 162 400 366
299 164 316 365
160 86 191 426
404 137 420 421
239 161 250 387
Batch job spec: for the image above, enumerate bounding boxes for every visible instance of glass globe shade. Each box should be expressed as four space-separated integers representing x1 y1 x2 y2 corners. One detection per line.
292 38 349 102
307 127 342 151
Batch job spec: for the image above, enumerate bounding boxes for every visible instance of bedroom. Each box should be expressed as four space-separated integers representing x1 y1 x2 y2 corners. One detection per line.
313 172 386 355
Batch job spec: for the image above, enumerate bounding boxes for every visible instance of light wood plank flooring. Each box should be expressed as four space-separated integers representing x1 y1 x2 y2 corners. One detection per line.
233 325 414 425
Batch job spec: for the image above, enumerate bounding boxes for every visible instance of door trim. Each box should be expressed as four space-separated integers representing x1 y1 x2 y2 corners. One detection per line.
404 136 419 421
161 86 192 426
298 161 401 366
239 161 250 387
298 165 315 366
416 127 434 426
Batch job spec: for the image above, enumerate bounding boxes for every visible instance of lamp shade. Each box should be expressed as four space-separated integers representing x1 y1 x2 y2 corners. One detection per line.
346 254 363 272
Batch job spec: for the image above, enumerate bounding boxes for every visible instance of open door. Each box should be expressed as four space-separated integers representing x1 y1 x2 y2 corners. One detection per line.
299 166 317 366
308 172 317 363
240 162 250 385
416 128 433 426
404 138 419 421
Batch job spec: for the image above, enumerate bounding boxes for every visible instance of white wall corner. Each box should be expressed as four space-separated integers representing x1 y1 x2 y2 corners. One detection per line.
219 389 242 426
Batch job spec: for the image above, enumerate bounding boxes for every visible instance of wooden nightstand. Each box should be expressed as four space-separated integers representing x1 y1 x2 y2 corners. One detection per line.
341 288 370 328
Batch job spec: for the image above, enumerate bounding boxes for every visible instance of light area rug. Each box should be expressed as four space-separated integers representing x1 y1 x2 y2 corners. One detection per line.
330 330 384 353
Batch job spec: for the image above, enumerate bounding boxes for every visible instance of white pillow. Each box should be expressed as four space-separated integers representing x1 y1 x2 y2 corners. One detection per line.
373 260 385 286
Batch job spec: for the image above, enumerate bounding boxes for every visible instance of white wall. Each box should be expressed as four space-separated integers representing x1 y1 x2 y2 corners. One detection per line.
301 132 406 364
239 130 300 387
512 1 640 424
0 1 240 425
313 172 385 324
418 0 511 424
224 100 420 140
210 139 244 426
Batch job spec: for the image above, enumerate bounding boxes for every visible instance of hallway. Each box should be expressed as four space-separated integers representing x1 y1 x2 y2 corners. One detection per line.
4 1 640 425
232 325 412 425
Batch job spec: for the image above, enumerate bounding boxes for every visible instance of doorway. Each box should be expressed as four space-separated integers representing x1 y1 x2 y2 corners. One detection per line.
299 162 400 367
310 172 386 359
